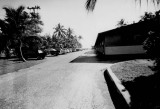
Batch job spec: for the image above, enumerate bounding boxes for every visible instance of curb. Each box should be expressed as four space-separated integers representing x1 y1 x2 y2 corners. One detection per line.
104 66 131 109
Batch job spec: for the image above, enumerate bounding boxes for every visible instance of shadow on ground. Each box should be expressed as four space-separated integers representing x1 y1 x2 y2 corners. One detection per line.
123 72 160 109
70 54 150 64
104 70 130 109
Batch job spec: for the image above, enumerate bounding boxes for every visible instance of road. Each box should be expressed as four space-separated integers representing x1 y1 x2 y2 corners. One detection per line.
0 50 115 109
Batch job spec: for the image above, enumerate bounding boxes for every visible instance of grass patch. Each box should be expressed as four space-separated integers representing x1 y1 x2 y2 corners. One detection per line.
0 58 46 75
111 59 160 109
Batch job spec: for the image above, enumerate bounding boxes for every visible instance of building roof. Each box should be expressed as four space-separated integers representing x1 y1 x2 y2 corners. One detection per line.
95 20 157 46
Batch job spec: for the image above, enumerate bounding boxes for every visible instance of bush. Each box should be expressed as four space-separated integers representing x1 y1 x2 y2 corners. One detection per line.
143 31 160 70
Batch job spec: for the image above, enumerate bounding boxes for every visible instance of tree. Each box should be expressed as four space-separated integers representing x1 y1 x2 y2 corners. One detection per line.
53 23 66 39
51 24 82 50
0 6 30 61
143 32 160 70
142 10 160 70
26 11 43 36
66 28 74 48
51 34 58 48
116 19 127 27
53 23 67 48
0 5 43 61
139 12 156 22
23 36 42 50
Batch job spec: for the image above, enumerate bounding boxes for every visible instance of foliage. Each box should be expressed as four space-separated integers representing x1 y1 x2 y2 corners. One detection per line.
85 0 97 11
40 24 82 52
139 12 156 22
23 36 43 50
85 0 160 11
52 24 82 49
143 32 160 70
0 5 43 61
41 34 54 49
143 32 160 57
116 19 128 27
141 10 160 70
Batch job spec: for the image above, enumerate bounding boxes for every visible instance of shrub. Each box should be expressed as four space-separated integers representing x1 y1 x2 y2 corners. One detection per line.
143 31 160 70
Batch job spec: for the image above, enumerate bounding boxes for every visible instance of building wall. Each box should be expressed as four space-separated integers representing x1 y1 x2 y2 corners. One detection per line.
105 35 122 46
104 45 145 55
95 46 104 54
95 40 105 54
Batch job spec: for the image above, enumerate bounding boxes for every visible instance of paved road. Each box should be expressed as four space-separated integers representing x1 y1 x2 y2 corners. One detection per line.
0 50 115 109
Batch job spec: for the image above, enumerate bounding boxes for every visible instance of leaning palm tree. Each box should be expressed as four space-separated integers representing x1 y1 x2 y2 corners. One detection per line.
85 0 160 11
2 5 29 61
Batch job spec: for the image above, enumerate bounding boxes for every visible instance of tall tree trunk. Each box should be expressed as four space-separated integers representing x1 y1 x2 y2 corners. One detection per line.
19 39 26 62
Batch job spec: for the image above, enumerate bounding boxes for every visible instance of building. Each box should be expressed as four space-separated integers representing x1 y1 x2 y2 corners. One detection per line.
94 20 156 55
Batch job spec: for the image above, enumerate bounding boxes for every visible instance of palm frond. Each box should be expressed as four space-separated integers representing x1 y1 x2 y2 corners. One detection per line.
136 0 160 6
3 7 15 19
85 0 97 11
16 5 25 14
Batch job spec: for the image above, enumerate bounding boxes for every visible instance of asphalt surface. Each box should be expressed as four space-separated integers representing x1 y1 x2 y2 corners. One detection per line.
0 50 115 109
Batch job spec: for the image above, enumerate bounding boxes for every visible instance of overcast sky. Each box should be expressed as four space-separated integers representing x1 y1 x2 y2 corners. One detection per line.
0 0 158 48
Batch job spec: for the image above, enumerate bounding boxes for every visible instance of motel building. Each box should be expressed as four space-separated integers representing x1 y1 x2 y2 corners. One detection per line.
94 20 156 55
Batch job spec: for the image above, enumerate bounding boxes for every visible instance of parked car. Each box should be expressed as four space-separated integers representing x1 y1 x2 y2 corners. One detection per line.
22 48 46 60
59 48 66 54
46 48 59 56
72 48 76 52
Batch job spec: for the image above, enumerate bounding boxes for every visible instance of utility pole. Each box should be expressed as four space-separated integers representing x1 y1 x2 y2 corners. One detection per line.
27 6 40 35
27 5 40 16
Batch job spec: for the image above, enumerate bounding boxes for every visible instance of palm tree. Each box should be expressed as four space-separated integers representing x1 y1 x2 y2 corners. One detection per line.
1 5 44 61
27 12 43 36
2 5 30 61
85 0 160 11
53 23 66 39
53 23 67 48
66 28 73 37
66 28 74 48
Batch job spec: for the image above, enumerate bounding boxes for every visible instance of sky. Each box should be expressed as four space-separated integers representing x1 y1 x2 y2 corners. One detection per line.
0 0 158 48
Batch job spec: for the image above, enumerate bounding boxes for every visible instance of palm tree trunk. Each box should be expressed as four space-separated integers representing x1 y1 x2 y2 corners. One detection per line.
19 39 26 62
5 46 10 59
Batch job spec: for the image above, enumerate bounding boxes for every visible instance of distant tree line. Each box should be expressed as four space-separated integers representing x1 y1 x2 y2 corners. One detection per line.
41 23 82 51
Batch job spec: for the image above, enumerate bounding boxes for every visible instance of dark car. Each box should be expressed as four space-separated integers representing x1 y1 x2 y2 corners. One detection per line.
46 48 60 56
23 48 46 60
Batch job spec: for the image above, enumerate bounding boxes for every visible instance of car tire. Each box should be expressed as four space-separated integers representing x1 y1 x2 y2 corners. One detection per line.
37 56 42 60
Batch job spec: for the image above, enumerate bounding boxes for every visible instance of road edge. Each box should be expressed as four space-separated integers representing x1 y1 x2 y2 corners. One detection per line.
104 66 131 109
